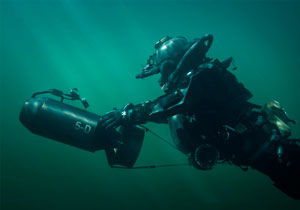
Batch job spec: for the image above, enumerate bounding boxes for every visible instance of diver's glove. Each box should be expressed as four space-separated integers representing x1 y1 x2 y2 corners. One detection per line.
101 103 138 129
101 102 152 129
101 108 124 130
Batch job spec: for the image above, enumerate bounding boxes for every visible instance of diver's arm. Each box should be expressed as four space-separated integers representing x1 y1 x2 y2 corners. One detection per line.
124 90 185 123
121 101 167 124
101 90 185 129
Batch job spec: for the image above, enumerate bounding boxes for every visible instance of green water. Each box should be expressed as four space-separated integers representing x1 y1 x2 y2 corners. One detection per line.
1 0 300 209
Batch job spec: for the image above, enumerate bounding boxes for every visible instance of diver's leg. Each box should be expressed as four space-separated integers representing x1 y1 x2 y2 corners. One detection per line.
249 138 300 199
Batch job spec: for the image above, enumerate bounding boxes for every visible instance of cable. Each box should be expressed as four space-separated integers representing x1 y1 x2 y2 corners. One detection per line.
110 125 190 169
111 163 189 170
139 125 189 157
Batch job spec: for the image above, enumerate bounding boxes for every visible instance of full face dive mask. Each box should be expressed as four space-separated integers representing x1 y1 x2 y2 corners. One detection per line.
136 36 188 83
136 35 213 89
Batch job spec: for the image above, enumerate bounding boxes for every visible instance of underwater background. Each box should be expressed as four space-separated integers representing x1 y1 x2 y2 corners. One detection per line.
1 0 300 209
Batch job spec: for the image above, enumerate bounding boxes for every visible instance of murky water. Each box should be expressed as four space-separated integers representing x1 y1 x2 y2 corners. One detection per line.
1 0 300 209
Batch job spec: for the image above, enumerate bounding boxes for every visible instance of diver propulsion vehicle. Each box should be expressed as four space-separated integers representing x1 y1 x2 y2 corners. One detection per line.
19 88 145 168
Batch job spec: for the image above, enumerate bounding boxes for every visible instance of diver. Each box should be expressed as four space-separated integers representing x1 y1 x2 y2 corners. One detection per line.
19 34 300 199
100 34 300 199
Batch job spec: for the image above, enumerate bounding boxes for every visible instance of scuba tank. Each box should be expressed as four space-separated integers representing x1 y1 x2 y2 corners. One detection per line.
19 88 145 168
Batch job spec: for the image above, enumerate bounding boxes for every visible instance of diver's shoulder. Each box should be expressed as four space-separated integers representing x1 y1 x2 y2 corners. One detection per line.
197 57 233 70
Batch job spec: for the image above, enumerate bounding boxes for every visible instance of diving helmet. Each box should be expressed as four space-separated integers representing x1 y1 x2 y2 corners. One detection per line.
136 36 189 84
136 34 213 89
155 36 188 65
